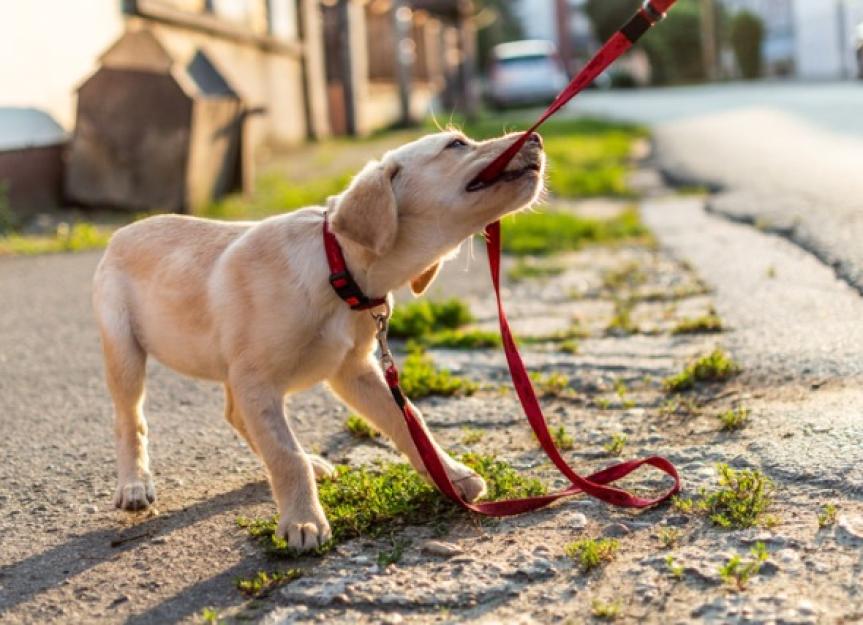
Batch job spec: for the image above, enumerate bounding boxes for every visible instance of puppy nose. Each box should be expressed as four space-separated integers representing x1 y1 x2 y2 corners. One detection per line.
527 132 543 148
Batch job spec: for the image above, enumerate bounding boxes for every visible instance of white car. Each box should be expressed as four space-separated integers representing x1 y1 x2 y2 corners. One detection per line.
486 40 569 109
857 22 863 79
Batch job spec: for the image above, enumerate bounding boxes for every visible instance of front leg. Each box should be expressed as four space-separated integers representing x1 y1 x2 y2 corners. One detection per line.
230 374 331 551
328 354 487 502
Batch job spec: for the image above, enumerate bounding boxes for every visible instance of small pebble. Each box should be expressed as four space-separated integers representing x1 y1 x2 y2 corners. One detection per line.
602 522 630 537
421 540 463 557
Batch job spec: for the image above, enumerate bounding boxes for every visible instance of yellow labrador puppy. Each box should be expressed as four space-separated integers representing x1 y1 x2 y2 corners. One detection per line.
93 130 545 550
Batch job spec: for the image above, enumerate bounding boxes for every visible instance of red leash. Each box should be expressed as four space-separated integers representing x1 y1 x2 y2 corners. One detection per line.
326 0 681 515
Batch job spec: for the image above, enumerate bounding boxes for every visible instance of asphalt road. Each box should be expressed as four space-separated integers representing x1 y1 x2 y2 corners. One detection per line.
569 81 863 292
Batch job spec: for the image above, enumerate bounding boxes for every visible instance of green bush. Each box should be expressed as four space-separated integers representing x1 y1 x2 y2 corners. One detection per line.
389 299 473 339
731 11 764 79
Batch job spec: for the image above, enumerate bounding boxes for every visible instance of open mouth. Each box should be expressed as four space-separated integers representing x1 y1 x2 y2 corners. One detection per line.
466 162 541 192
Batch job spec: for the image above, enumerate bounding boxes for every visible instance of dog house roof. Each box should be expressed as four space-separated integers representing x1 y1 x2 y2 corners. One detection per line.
0 108 66 152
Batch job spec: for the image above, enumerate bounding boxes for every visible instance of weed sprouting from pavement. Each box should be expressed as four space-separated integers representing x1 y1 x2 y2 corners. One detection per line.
239 455 545 557
818 503 838 528
560 339 580 354
236 569 302 597
201 607 224 624
663 348 740 393
377 536 409 567
602 262 647 293
604 433 627 457
717 405 750 431
606 299 638 335
399 348 477 399
674 464 774 530
529 371 574 397
672 310 723 335
565 538 620 572
591 599 622 620
659 396 700 417
665 555 684 579
719 542 769 591
659 527 681 548
345 414 379 439
508 258 565 282
551 425 575 451
461 428 484 445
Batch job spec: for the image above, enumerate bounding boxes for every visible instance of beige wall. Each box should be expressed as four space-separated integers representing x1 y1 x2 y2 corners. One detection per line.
0 1 125 129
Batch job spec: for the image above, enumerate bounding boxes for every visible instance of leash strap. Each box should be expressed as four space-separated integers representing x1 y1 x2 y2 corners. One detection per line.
381 0 681 514
468 0 677 190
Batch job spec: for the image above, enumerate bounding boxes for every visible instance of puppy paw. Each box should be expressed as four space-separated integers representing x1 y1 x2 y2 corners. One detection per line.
306 454 336 480
448 464 487 503
114 475 156 511
277 505 332 551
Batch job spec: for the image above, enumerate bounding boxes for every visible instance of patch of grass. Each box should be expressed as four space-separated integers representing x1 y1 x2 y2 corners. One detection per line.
507 258 566 283
0 222 113 256
204 171 352 220
389 299 473 339
675 464 774 530
672 311 723 335
602 262 647 293
613 378 635 409
663 348 740 393
719 542 769 591
595 397 612 410
410 328 501 350
529 371 573 397
399 348 477 399
461 428 484 445
717 405 749 431
591 599 622 620
201 607 224 625
521 324 589 345
604 433 627 457
564 538 620 572
560 339 580 354
665 555 684 579
659 396 700 417
377 536 409 567
236 569 302 597
659 527 681 548
818 503 838 529
345 414 379 439
551 425 575 451
454 117 648 200
606 299 638 335
239 454 545 556
501 208 649 257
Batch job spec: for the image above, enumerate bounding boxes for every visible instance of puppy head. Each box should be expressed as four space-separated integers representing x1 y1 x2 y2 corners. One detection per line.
329 130 545 294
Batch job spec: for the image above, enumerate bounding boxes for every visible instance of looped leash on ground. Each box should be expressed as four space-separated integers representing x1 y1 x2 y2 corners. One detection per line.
327 0 682 516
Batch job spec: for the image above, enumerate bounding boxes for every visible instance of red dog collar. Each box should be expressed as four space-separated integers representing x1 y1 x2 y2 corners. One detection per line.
322 214 387 311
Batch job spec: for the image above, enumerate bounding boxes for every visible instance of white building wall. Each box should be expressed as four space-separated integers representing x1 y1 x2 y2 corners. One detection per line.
0 1 125 130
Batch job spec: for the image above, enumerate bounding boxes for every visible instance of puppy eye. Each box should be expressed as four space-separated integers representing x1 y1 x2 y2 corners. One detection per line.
446 138 467 149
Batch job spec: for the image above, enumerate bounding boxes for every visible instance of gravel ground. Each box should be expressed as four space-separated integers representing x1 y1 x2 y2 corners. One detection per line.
2 185 863 625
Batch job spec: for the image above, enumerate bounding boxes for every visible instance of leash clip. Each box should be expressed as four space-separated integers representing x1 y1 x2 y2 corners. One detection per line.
370 302 395 371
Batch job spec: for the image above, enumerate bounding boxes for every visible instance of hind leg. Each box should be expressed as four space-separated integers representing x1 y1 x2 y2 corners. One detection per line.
224 385 334 479
95 302 155 511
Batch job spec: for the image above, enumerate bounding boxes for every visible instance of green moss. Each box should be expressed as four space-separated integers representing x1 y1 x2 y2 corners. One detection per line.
236 569 302 597
672 311 723 335
591 599 622 620
398 348 477 399
529 371 573 397
663 348 740 393
501 208 649 257
345 414 379 439
389 299 473 339
717 405 749 431
238 454 546 557
564 538 620 572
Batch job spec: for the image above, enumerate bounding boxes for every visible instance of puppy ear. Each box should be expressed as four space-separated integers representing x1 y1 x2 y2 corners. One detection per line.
330 160 399 255
410 262 441 296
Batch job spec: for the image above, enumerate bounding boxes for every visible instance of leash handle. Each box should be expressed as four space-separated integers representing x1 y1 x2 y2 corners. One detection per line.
468 0 677 190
